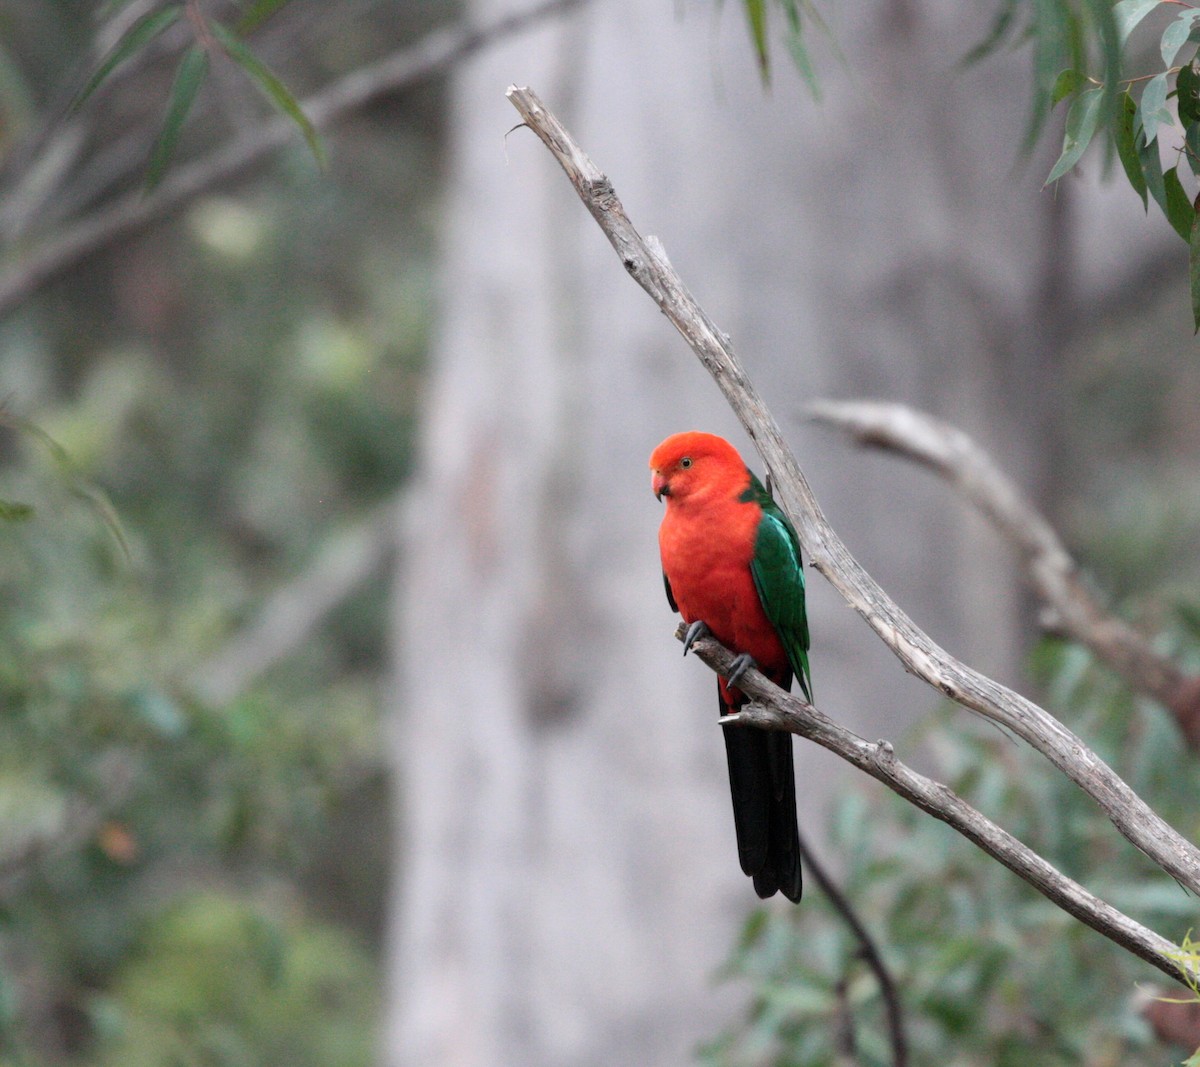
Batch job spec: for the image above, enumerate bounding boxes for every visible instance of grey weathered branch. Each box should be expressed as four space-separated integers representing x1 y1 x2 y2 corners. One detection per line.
0 0 588 321
505 83 1200 957
680 625 1194 985
807 399 1200 743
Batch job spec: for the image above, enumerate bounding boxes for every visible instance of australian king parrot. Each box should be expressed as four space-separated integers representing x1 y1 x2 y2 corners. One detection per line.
650 431 811 902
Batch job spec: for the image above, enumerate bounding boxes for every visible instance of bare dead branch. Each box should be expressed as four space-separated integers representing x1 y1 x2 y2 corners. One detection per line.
807 400 1200 741
681 624 1194 987
504 83 1200 943
0 0 588 321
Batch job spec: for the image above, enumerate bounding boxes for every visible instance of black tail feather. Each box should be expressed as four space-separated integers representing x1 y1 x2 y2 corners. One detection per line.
720 684 803 903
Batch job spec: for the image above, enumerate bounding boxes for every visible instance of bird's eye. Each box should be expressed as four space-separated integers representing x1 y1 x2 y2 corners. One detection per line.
680 456 693 468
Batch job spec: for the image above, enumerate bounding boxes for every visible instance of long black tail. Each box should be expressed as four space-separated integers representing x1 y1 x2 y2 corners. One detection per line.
720 685 802 902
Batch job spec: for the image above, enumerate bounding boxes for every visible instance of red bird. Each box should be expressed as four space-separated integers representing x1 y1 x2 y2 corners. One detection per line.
650 431 811 901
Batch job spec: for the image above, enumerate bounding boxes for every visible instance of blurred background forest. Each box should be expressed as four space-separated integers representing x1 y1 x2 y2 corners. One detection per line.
5 1 1200 1066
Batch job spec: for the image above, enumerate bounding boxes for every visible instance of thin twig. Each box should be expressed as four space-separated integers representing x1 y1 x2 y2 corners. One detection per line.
504 83 1200 900
798 828 908 1066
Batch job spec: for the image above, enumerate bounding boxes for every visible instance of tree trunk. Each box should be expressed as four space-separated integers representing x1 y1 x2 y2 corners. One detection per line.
383 1 1161 1062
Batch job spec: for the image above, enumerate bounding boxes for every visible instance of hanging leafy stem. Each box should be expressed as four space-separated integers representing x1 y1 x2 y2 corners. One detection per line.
740 0 1200 331
71 0 324 191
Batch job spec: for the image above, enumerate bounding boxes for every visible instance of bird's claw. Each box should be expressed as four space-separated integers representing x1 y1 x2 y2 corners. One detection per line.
726 653 757 689
682 619 711 656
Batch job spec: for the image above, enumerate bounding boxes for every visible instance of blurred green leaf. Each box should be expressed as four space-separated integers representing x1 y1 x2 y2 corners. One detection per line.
210 22 325 168
960 2 1018 67
1046 86 1103 184
1139 118 1169 211
1051 67 1084 105
1115 0 1165 44
1180 61 1200 125
1115 90 1149 206
743 0 770 77
1137 71 1172 146
1162 10 1200 67
236 0 295 36
0 498 34 522
145 44 209 192
70 5 184 112
1164 164 1194 240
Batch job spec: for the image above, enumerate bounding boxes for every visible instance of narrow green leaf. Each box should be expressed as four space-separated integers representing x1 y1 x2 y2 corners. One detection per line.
782 6 820 100
70 5 183 112
0 499 33 522
1114 0 1165 44
1115 90 1149 206
1139 124 1169 211
1137 71 1172 145
743 0 770 79
235 0 294 36
1045 87 1103 184
1179 60 1200 124
210 23 325 168
959 1 1018 67
1163 164 1195 239
1162 10 1200 66
1190 207 1200 331
1186 122 1200 176
145 45 209 192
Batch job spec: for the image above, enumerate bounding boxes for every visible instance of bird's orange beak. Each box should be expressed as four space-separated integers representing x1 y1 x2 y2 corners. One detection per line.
651 470 670 500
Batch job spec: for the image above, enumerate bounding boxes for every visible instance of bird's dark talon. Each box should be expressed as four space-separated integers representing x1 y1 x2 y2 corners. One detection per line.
727 653 757 688
682 619 711 656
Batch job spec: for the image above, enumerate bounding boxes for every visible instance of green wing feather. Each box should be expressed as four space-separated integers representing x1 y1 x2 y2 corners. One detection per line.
743 473 812 700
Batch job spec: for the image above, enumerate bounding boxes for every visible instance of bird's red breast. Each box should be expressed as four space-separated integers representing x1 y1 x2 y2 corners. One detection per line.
650 432 790 683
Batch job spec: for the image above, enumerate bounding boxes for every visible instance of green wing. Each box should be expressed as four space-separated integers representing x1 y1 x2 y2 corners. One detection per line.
744 473 812 700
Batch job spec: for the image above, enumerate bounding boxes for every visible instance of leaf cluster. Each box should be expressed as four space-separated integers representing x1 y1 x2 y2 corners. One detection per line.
71 0 323 190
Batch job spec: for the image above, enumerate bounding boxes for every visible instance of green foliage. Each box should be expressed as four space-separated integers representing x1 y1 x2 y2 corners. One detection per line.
703 626 1200 1065
732 0 834 91
70 0 324 188
91 892 377 1067
0 5 440 1048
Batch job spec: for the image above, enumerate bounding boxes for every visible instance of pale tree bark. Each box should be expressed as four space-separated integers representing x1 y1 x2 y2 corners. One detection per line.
385 1 1176 1064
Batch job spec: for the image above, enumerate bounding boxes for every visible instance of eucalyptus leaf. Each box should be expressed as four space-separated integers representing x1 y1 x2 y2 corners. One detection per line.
210 23 325 168
235 0 294 36
1163 164 1194 240
70 5 183 112
1186 122 1200 177
1161 10 1200 67
1114 0 1165 44
1045 86 1103 184
145 45 209 192
1114 90 1148 206
1138 122 1168 211
1137 71 1172 145
1183 61 1200 129
743 0 770 77
1051 67 1083 105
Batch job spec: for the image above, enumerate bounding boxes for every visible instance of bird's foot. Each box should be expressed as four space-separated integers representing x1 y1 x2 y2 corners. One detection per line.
726 653 758 688
682 619 711 656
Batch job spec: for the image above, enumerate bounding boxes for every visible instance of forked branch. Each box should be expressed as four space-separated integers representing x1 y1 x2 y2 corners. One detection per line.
505 83 1200 978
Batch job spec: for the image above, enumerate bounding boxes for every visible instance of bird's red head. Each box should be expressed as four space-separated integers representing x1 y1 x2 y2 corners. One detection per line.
649 431 748 503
